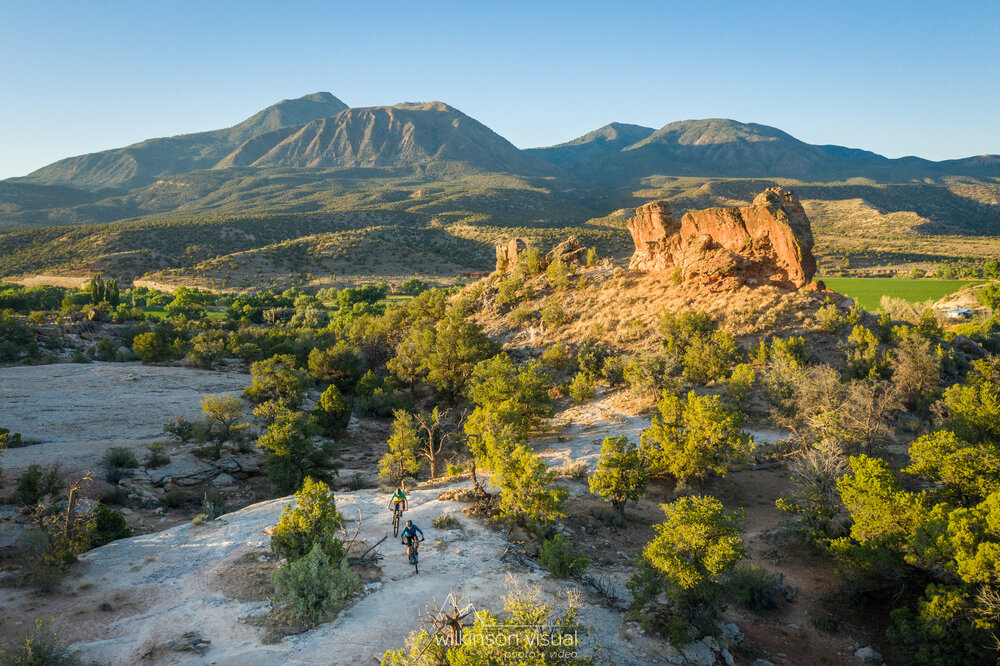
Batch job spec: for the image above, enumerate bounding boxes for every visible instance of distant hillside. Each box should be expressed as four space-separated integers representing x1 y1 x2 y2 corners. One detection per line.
219 102 562 176
530 118 1000 185
17 92 349 190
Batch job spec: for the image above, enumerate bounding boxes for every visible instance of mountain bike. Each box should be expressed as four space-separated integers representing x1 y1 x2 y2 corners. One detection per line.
392 505 404 537
405 536 423 574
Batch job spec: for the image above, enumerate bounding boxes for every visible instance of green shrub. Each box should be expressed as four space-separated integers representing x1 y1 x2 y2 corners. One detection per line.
725 363 756 407
161 489 190 509
15 465 65 506
353 387 397 418
568 372 595 404
271 543 361 622
682 331 744 384
0 618 75 665
432 514 462 530
602 355 626 386
541 342 575 372
312 384 351 436
725 563 779 611
86 505 132 548
102 447 138 470
144 443 170 468
271 477 345 563
546 259 571 290
100 487 131 507
540 534 589 578
541 300 569 327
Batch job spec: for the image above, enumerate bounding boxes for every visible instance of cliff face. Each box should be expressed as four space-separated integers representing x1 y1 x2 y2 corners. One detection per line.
627 187 816 289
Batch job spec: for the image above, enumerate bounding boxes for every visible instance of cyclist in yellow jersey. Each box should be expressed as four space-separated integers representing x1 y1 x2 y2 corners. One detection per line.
388 487 408 512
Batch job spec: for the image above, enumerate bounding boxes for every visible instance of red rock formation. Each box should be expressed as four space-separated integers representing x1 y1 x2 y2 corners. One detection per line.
495 238 528 272
627 187 816 289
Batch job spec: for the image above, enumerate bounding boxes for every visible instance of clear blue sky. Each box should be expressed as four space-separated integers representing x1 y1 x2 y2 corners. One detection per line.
1 0 998 179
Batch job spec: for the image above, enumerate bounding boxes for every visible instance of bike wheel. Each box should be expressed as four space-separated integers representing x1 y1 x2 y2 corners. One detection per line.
393 512 399 537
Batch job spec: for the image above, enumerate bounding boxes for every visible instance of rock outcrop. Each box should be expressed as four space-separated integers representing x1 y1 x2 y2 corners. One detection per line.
495 237 528 272
627 187 816 289
545 235 586 267
495 235 587 274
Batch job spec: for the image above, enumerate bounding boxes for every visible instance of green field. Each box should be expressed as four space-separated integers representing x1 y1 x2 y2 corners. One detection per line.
817 277 984 311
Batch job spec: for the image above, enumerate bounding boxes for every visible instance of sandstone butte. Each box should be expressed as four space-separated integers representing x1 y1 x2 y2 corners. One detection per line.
627 187 817 290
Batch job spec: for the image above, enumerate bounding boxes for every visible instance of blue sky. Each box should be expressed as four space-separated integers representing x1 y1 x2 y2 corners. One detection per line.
1 0 997 179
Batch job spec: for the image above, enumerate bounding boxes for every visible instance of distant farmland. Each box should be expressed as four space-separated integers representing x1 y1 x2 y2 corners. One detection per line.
817 277 984 311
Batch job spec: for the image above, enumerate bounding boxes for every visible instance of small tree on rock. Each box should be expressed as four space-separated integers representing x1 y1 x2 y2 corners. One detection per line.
271 477 346 563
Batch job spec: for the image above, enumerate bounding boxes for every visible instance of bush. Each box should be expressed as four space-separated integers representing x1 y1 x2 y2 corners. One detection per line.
100 487 131 507
271 543 361 623
640 391 753 482
161 489 190 509
163 417 197 442
602 355 626 386
541 300 569 327
144 443 170 468
546 259 571 290
15 464 65 506
353 387 397 418
86 504 132 548
540 534 589 578
725 363 756 408
102 446 138 470
271 477 345 563
541 342 575 372
682 331 744 384
312 384 351 436
725 563 779 611
568 372 595 404
432 514 462 530
0 618 75 665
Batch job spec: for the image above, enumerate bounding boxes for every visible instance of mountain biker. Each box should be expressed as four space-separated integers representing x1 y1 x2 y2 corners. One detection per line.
400 519 424 551
388 486 408 513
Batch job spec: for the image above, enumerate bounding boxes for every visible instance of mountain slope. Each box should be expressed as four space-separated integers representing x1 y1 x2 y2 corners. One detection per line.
525 122 654 177
531 118 1000 185
222 102 563 176
17 92 349 191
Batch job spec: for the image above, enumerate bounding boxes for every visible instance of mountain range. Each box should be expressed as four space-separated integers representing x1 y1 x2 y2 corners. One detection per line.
1 91 998 287
10 91 1000 198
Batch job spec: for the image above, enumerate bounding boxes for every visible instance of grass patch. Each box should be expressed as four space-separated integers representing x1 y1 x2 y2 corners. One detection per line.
818 276 984 311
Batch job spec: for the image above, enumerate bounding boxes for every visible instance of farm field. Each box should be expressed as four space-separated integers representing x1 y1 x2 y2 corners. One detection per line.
818 276 985 311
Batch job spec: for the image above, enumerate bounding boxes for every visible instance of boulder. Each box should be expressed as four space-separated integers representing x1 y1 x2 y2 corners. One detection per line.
953 334 989 359
855 646 882 663
680 640 716 666
495 238 529 273
627 187 816 289
211 473 236 488
146 453 217 487
545 235 586 267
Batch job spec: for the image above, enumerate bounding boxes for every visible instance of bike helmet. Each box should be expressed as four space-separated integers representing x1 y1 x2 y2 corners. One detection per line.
406 519 413 527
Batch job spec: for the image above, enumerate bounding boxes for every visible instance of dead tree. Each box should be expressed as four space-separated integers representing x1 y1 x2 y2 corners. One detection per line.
423 591 477 648
413 407 459 479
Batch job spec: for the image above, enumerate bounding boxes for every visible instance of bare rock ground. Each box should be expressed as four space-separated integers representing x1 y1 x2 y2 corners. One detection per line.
16 483 655 665
0 363 249 476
